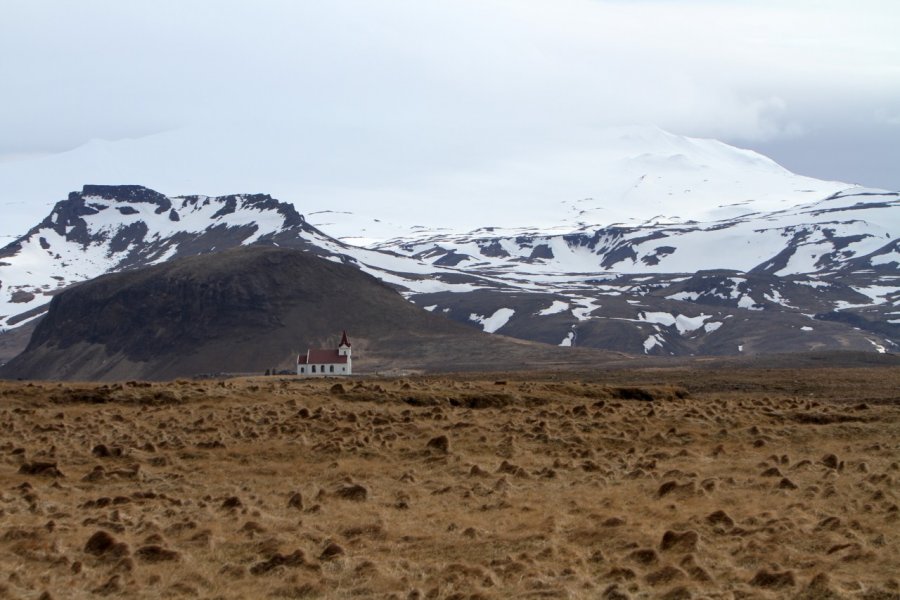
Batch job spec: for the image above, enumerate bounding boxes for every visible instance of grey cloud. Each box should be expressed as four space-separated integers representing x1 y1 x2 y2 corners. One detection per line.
0 0 898 188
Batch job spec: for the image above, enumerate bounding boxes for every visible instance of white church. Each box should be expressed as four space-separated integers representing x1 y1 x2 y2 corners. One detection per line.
297 331 352 377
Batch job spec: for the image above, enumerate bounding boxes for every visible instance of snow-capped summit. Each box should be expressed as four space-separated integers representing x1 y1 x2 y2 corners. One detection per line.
306 125 852 243
0 125 851 244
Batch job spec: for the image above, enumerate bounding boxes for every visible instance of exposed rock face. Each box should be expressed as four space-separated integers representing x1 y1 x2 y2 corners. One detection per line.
0 246 606 380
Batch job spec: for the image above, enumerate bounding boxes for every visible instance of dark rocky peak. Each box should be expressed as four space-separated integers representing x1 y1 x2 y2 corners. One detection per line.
80 185 172 213
27 185 173 246
177 193 306 228
2 185 319 259
242 194 306 228
209 195 239 219
34 193 102 245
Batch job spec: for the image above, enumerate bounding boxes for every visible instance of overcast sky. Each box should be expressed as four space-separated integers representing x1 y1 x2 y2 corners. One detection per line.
1 0 898 208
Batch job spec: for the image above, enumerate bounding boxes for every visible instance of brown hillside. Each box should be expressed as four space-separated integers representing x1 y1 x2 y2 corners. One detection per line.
0 246 616 380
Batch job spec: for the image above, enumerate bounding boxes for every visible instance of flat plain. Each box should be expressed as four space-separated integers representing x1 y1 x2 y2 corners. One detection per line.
1 363 898 599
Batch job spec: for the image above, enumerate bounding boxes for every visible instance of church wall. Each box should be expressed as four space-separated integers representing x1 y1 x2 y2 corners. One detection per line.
296 361 351 377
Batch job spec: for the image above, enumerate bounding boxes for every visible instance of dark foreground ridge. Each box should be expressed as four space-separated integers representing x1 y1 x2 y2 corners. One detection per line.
0 245 616 381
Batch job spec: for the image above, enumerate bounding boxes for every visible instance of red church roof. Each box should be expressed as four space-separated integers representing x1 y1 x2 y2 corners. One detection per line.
298 332 351 365
297 349 348 365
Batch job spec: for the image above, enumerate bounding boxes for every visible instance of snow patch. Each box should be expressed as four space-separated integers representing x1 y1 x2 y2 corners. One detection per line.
640 311 676 327
674 313 712 334
852 286 896 304
764 289 795 308
833 300 868 311
868 339 887 353
643 334 664 353
571 298 601 321
639 311 712 334
559 331 575 347
871 250 900 266
703 321 722 333
537 300 569 316
469 308 515 333
737 295 762 310
666 291 700 302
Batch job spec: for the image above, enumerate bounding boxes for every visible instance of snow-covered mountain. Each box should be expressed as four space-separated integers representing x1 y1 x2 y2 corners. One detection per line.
1 127 897 363
0 185 485 332
307 126 855 244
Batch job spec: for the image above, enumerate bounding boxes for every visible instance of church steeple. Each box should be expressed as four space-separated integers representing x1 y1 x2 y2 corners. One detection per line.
338 331 351 357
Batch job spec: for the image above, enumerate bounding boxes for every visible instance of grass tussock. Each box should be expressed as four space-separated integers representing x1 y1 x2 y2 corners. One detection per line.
0 365 899 598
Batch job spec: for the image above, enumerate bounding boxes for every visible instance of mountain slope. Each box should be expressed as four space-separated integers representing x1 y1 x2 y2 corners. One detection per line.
383 188 900 276
0 246 610 380
386 187 899 355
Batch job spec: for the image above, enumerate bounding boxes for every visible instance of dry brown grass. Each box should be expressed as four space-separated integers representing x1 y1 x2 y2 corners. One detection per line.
0 366 898 599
